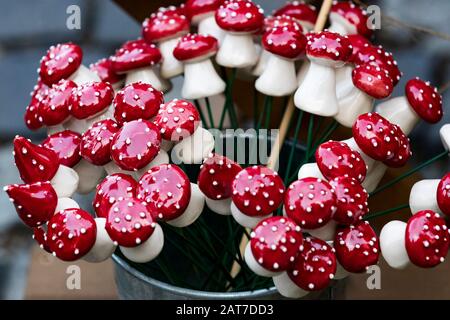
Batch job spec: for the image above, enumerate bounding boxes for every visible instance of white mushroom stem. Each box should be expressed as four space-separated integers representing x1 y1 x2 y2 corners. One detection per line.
361 162 386 193
273 272 309 299
120 223 164 263
255 54 298 97
125 66 169 92
306 220 338 241
172 126 215 165
85 106 115 129
103 161 135 176
230 202 271 228
334 86 374 128
439 124 450 151
216 32 259 68
296 59 310 86
64 117 88 135
294 60 339 116
379 220 410 269
50 165 79 198
409 179 441 215
83 218 116 263
159 37 184 79
68 64 101 85
136 149 170 177
297 163 325 180
181 58 226 100
167 183 205 227
336 65 354 98
328 13 357 35
73 160 105 194
244 242 282 277
252 49 270 77
205 197 232 215
197 14 226 44
47 124 66 137
55 197 80 213
376 97 419 136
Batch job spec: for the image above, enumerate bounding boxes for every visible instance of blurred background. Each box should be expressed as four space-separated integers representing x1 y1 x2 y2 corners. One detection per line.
0 0 448 299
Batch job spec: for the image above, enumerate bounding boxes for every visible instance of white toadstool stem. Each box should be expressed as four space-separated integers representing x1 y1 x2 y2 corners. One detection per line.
230 202 271 229
181 58 226 100
73 160 105 194
216 33 259 68
171 126 215 165
255 54 298 97
409 179 441 215
83 218 116 263
297 163 325 180
305 220 338 241
69 64 101 85
334 87 373 128
50 165 79 198
55 197 80 213
125 67 168 92
167 183 205 227
120 224 164 263
136 149 170 178
294 61 339 116
197 14 226 44
159 37 184 79
296 59 310 86
205 197 233 215
379 220 410 269
252 49 270 77
376 96 419 136
273 272 309 299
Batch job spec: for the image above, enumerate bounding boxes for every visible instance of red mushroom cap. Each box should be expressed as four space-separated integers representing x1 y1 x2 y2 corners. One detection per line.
142 8 190 43
43 130 82 168
154 99 200 141
352 112 400 162
315 140 367 183
38 79 77 126
47 208 97 261
93 173 137 219
197 153 242 200
405 78 443 124
382 124 412 168
306 31 352 64
105 197 156 247
329 177 369 225
13 136 60 184
284 177 337 229
114 82 164 125
405 210 450 268
330 1 372 38
39 43 83 86
273 1 318 28
262 25 307 60
288 236 336 291
137 164 191 221
80 119 120 166
346 34 371 63
4 181 57 228
89 57 125 85
25 80 49 130
111 39 162 74
185 0 224 21
173 33 219 62
378 48 402 86
215 0 265 34
111 119 161 171
334 221 380 273
437 173 450 217
352 63 394 99
231 166 285 217
70 81 114 120
250 216 303 272
263 15 303 33
33 226 51 253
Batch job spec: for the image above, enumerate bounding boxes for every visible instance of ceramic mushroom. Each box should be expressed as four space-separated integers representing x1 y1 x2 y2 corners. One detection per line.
255 23 306 97
380 210 450 269
294 31 352 117
197 153 242 215
13 136 79 198
215 0 265 68
137 164 205 227
244 216 303 277
273 237 336 297
111 39 168 92
409 173 450 216
89 57 125 93
173 33 226 99
230 166 285 228
42 130 82 169
79 119 121 190
110 119 168 176
185 0 226 44
105 197 164 263
83 217 116 263
334 221 380 273
328 1 372 38
155 99 214 164
39 43 100 86
142 7 190 79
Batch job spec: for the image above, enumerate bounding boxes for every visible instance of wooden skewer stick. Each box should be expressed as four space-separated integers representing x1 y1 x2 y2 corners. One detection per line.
229 0 334 282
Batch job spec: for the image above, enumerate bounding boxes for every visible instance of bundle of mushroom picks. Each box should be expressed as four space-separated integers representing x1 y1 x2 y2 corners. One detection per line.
5 0 450 298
